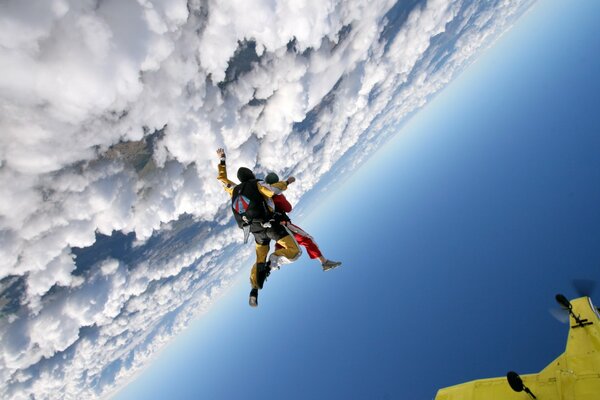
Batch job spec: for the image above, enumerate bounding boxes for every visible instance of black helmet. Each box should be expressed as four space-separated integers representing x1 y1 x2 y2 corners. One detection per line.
237 167 255 182
265 172 279 185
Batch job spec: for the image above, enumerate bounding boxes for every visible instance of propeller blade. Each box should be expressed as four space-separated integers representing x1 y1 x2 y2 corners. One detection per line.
549 307 570 324
572 279 596 297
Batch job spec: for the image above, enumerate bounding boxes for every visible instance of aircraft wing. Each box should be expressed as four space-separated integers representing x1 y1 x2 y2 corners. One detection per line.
435 297 600 400
434 372 559 399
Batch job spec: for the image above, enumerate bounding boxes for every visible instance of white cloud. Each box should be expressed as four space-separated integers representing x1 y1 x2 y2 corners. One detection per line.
0 0 536 398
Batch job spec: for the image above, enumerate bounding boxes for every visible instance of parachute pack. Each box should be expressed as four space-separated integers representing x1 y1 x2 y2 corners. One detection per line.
231 180 273 242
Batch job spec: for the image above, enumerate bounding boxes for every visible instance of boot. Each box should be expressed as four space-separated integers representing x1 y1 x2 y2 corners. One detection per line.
256 262 271 289
249 288 258 307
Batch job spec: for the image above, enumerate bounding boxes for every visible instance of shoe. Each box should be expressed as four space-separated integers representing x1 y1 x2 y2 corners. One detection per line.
249 288 258 307
322 259 342 271
256 262 271 289
268 254 281 270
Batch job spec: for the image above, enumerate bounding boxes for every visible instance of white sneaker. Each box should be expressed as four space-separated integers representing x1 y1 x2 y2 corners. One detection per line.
322 259 342 271
268 254 281 270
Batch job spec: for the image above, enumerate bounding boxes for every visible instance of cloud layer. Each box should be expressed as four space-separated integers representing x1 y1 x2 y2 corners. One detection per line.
0 0 535 398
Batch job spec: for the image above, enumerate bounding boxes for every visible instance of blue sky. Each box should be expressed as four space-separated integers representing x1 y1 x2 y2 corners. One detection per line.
114 1 600 399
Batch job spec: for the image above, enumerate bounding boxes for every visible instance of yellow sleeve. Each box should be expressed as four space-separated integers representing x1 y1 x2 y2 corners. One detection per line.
271 181 288 191
217 163 236 197
258 180 288 198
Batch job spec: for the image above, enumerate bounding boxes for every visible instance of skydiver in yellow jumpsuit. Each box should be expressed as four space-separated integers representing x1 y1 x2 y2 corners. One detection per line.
216 148 300 307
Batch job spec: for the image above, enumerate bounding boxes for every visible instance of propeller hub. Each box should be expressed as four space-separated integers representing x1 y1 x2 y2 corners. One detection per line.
556 294 572 310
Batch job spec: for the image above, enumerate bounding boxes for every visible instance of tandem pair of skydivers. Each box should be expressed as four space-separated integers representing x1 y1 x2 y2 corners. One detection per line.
216 148 341 307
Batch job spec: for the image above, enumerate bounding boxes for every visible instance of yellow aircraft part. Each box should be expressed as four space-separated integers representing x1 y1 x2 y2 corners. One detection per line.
435 297 600 400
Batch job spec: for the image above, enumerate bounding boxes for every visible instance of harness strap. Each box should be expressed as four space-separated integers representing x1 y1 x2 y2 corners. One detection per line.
243 225 250 244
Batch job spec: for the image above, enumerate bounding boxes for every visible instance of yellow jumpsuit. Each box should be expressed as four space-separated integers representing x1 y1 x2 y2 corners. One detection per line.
217 162 300 289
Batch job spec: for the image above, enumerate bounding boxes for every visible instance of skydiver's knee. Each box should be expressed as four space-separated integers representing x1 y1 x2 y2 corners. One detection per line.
288 246 301 261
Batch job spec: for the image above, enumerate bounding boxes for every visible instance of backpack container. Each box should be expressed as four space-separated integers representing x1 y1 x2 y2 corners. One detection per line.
231 180 273 241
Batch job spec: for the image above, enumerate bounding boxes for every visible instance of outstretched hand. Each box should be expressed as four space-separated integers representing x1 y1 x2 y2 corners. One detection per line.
286 176 296 184
216 148 226 158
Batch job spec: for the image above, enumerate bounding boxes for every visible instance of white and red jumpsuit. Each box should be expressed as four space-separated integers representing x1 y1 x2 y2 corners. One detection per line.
273 194 323 259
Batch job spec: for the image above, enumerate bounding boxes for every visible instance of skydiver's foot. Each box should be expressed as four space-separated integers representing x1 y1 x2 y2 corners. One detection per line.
249 288 258 307
322 259 342 271
256 262 271 289
268 254 281 270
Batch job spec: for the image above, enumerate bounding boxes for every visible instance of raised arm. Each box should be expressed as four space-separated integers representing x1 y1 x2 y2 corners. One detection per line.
216 148 236 196
258 176 295 198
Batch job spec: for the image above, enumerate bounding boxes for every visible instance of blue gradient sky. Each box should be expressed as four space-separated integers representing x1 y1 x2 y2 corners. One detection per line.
114 1 600 399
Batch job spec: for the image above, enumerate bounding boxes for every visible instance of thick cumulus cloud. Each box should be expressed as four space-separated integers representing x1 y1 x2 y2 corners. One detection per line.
0 0 535 398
